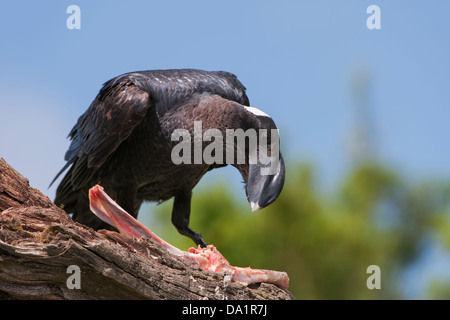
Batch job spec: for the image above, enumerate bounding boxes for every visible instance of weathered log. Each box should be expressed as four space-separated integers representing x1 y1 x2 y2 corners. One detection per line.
0 158 294 300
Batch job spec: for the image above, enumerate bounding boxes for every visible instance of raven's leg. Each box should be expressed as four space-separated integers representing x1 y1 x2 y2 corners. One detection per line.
171 189 207 248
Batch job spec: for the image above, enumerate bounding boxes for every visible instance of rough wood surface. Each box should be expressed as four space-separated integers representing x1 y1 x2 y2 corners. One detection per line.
0 158 294 300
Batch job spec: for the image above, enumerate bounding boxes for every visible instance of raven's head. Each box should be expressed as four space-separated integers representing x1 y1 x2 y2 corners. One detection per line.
246 152 285 211
232 106 286 211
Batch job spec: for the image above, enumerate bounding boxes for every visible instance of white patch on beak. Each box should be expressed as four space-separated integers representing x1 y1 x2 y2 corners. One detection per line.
245 106 271 118
250 201 262 212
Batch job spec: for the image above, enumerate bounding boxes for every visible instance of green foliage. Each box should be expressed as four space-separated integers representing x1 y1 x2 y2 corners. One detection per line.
145 162 450 299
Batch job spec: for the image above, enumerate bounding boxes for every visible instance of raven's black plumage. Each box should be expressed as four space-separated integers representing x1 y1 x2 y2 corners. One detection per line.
53 69 284 246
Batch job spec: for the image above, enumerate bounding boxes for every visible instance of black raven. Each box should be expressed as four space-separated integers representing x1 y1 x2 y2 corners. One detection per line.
52 69 285 247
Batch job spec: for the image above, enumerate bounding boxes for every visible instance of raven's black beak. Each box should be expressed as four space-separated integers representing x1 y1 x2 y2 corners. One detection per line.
246 154 285 211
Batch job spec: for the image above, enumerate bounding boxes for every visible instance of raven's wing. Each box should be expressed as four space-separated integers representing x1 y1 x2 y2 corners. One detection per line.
52 69 249 204
52 78 150 193
113 69 250 115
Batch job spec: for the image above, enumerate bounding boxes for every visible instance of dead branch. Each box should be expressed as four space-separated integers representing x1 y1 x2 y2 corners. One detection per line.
0 158 294 300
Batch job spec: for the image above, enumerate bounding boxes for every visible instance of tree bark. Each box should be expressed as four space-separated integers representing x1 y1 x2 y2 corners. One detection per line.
0 158 294 300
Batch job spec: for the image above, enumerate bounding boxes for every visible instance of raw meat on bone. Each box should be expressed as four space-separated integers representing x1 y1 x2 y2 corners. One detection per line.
89 185 289 290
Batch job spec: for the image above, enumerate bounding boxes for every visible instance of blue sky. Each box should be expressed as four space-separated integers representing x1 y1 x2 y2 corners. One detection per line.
1 1 449 195
0 1 449 298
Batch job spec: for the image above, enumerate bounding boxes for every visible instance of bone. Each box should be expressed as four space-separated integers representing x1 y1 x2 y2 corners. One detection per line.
89 185 289 290
89 185 183 257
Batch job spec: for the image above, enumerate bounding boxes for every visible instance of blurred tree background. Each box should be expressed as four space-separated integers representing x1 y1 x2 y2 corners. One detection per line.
139 70 450 299
143 161 450 299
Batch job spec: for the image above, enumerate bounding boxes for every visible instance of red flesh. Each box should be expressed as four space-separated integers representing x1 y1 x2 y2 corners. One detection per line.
89 185 289 289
